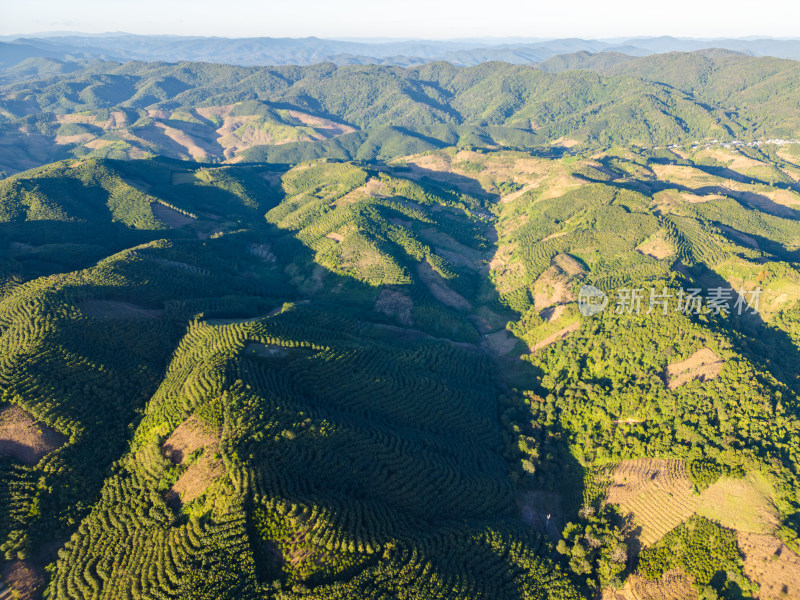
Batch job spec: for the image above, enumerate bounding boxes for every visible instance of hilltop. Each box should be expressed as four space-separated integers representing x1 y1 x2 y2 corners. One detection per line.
2 52 800 175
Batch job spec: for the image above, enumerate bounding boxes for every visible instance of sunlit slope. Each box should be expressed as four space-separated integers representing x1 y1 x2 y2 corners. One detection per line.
2 144 800 597
4 53 800 173
45 304 579 599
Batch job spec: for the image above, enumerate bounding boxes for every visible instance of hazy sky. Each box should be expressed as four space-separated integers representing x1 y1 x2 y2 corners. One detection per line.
3 0 799 39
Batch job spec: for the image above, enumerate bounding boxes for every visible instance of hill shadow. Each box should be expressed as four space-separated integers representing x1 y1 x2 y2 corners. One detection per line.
679 262 800 397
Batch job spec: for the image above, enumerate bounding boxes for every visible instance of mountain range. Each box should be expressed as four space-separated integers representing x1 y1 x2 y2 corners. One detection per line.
3 34 800 70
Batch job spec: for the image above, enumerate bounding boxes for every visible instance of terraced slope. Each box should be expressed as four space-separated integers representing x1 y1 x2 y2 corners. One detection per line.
1 143 800 598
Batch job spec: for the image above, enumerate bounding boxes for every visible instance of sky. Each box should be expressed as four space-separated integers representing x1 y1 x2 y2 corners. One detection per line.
2 0 800 39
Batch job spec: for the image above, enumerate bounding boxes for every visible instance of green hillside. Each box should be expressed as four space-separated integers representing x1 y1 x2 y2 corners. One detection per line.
1 54 799 174
3 53 800 600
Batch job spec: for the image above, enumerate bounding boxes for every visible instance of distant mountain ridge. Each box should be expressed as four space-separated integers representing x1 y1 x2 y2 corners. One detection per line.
2 51 800 174
2 33 800 69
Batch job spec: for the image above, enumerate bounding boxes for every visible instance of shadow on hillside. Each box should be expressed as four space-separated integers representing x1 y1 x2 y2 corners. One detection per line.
680 262 800 396
572 163 800 222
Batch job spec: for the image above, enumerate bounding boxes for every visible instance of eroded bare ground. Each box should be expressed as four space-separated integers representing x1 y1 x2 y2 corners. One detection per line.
664 347 724 390
249 243 276 262
738 532 800 600
162 416 225 506
717 224 760 249
533 265 574 309
0 405 67 465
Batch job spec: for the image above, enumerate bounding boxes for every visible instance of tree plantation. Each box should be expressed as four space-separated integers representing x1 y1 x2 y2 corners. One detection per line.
2 51 800 600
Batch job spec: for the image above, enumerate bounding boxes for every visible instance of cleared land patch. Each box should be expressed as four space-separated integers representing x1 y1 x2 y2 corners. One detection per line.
696 473 779 534
627 569 697 600
416 261 472 311
637 230 676 259
532 265 575 309
249 243 276 262
530 321 580 352
483 330 518 357
518 490 564 540
664 348 724 390
151 202 196 229
1 559 46 600
374 289 414 326
162 416 225 505
606 459 699 548
737 532 800 600
0 404 67 465
717 224 760 249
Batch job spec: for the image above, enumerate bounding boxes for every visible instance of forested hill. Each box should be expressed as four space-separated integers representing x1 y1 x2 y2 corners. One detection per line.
3 140 800 597
1 52 800 174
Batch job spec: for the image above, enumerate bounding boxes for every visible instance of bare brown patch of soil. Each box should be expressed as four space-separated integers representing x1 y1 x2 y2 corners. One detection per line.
637 231 676 259
552 253 584 277
286 110 357 137
0 405 67 465
665 348 724 390
651 164 721 187
54 134 94 145
153 122 209 160
552 137 581 148
717 224 760 249
162 416 218 464
540 305 566 322
151 202 196 229
418 228 482 266
532 265 575 309
167 458 225 505
416 262 472 311
738 532 800 600
162 416 225 506
375 290 414 326
326 232 344 243
500 182 538 204
1 559 46 600
483 330 518 357
542 231 567 242
335 178 389 206
489 244 526 294
725 188 800 219
606 459 698 548
80 300 163 319
628 569 698 600
531 322 580 352
82 138 115 150
537 174 586 201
